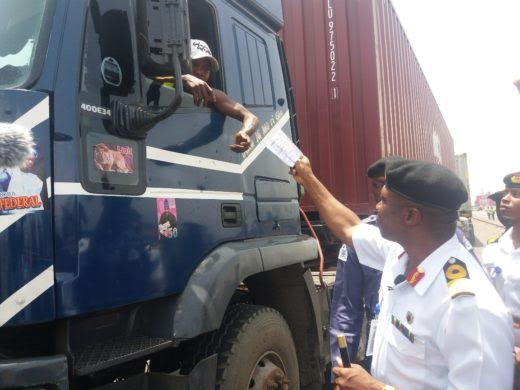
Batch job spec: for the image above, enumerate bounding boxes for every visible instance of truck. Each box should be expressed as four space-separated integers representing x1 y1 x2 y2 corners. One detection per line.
0 0 457 389
281 0 457 262
0 1 330 389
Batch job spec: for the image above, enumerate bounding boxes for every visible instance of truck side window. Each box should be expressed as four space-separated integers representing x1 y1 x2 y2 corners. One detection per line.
188 0 222 90
140 0 221 110
78 0 146 195
233 23 274 107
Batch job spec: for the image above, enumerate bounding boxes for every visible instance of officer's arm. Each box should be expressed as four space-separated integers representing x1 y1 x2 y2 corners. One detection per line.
291 156 361 247
439 297 514 389
212 89 259 152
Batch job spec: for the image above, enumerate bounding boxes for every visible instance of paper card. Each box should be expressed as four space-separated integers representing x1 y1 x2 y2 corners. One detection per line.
266 130 302 167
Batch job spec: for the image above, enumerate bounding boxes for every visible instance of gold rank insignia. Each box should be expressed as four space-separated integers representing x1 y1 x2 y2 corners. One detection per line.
511 175 520 184
443 257 475 299
486 235 500 245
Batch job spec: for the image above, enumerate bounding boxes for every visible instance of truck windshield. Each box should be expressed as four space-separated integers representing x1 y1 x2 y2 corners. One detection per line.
0 0 48 88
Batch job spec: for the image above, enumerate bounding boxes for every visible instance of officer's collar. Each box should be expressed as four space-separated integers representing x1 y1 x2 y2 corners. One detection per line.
401 234 462 296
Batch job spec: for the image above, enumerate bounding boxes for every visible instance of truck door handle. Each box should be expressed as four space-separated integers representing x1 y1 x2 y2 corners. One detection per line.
221 203 242 227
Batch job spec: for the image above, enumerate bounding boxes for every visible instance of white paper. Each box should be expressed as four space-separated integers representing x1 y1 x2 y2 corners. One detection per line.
266 131 302 167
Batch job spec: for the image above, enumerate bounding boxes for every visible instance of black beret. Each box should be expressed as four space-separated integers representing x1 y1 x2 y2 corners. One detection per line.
386 161 468 211
367 156 406 178
503 172 520 188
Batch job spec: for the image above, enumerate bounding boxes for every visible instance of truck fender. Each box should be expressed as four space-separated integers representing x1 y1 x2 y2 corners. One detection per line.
171 235 318 339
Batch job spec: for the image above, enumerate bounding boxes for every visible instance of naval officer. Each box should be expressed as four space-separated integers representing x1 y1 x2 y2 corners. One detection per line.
290 157 513 389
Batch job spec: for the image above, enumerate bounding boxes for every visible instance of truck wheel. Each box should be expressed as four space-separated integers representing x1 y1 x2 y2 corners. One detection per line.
216 304 299 390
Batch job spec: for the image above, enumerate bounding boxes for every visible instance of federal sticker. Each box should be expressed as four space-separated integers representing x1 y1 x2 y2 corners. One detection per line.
0 122 46 215
157 198 178 240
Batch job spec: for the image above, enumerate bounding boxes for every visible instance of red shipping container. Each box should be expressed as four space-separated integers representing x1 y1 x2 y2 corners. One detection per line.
281 0 455 215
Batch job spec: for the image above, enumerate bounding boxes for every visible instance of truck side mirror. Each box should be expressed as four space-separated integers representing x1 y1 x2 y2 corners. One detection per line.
110 0 190 139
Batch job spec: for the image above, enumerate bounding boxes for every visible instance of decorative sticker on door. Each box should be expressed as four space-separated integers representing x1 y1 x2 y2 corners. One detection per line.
157 198 178 240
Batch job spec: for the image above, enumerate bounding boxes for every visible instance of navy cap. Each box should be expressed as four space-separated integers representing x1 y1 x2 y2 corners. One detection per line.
386 161 468 211
367 156 407 179
503 172 520 188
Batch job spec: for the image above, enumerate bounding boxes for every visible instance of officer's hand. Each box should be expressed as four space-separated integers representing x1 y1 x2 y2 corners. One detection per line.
514 346 520 365
230 130 251 153
182 74 216 106
332 364 383 390
289 155 312 185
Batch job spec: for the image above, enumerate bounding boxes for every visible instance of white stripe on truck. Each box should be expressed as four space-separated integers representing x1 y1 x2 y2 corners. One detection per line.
0 265 54 327
14 96 49 130
54 182 244 200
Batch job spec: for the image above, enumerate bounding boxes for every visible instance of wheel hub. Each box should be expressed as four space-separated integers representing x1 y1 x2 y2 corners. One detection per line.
249 356 289 390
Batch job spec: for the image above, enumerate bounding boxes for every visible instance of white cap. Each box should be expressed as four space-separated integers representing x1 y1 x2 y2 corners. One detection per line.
190 39 219 72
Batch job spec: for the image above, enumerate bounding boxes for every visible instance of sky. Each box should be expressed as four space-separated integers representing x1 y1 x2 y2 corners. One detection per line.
391 0 520 201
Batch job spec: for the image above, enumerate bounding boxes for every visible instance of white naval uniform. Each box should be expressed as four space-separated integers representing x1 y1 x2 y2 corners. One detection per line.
352 224 514 390
483 228 520 346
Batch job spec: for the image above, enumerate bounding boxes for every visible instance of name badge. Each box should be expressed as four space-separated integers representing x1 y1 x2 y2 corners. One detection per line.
338 244 348 262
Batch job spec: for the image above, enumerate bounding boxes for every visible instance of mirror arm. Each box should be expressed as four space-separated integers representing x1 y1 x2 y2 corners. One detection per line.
110 53 183 139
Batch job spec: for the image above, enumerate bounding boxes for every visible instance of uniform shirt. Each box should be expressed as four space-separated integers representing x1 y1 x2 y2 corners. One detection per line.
330 245 381 366
330 219 474 367
352 224 514 390
330 215 382 368
483 227 520 346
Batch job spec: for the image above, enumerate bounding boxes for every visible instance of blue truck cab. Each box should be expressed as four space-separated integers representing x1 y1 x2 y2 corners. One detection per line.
0 1 330 388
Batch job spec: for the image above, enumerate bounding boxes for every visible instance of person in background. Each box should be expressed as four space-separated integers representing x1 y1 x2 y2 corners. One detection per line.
181 39 259 153
482 171 520 387
329 157 403 374
291 156 513 390
488 190 513 231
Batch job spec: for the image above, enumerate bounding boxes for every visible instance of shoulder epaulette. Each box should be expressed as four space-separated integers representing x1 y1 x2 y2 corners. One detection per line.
486 235 500 245
443 257 475 299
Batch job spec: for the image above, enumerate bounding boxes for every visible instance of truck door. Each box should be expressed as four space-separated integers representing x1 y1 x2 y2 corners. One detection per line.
52 0 255 317
214 0 301 236
0 0 55 328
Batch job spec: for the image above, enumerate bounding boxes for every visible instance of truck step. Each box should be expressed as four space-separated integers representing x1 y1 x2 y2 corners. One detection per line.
74 336 172 376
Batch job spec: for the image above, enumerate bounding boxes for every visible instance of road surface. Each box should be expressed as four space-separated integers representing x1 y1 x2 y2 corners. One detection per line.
472 210 505 262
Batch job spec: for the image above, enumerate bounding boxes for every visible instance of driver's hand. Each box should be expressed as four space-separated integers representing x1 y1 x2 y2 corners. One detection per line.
230 131 251 153
182 74 216 106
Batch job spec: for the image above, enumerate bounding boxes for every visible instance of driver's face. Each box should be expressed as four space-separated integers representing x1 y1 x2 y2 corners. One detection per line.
191 59 211 83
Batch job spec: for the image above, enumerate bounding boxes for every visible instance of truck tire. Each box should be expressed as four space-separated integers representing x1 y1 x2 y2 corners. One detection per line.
215 304 299 390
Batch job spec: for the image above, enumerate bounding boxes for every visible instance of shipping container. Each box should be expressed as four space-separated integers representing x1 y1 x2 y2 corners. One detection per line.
454 153 472 216
281 0 455 216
